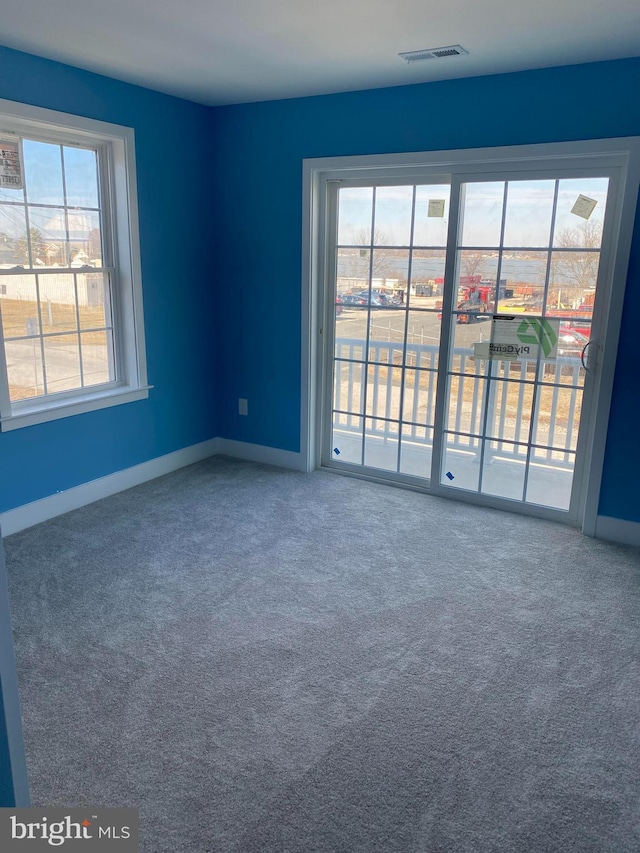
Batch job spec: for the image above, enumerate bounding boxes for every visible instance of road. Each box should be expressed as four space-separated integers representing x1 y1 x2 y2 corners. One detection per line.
335 296 492 351
6 338 110 397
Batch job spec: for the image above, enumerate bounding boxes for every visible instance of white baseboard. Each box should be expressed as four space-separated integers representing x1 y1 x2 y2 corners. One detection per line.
6 437 631 546
0 437 304 537
594 515 640 548
0 437 221 537
216 438 304 471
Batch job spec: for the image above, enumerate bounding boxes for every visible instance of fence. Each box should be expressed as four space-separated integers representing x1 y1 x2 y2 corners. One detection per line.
333 338 583 469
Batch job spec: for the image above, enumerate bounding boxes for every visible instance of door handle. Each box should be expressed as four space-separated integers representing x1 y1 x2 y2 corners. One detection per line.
581 340 592 371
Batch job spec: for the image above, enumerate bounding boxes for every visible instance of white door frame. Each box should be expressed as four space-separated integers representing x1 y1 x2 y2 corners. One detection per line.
301 138 640 535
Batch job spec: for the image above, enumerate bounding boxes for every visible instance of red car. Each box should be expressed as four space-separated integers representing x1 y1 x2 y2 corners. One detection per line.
557 326 590 357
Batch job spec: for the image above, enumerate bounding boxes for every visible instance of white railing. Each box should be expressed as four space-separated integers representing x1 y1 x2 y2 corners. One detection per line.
334 338 583 468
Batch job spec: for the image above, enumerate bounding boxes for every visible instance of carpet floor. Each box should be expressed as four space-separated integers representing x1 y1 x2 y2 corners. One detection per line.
4 456 640 852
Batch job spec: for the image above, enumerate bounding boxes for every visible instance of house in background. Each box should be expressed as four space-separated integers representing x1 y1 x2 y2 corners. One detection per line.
1 33 640 806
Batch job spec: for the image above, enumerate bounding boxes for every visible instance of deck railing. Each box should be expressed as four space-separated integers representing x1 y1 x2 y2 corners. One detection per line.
334 338 583 468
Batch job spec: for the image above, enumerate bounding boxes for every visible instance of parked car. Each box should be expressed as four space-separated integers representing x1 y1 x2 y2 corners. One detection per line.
341 292 377 306
556 328 590 357
370 290 402 306
342 290 395 307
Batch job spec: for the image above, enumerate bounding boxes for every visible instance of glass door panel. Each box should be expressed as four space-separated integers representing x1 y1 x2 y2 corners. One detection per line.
440 177 609 512
330 183 450 480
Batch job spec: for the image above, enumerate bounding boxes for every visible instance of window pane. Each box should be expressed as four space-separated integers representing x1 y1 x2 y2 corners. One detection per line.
456 249 491 295
498 251 549 313
334 306 368 358
369 308 405 349
402 368 437 427
450 319 490 376
446 375 487 435
338 247 369 293
399 424 433 477
6 338 44 400
69 209 101 267
63 146 99 208
373 185 413 246
0 204 28 265
532 385 583 451
485 380 534 443
405 310 440 369
80 330 113 386
441 433 481 491
39 273 77 333
553 178 609 248
363 417 399 471
503 180 555 248
371 248 409 292
366 363 400 421
413 186 450 246
333 360 364 415
331 413 363 464
27 206 69 266
460 182 505 247
408 249 445 304
481 440 527 501
23 140 64 206
550 250 600 300
77 272 111 329
0 273 39 338
43 334 81 394
337 187 373 245
525 454 574 510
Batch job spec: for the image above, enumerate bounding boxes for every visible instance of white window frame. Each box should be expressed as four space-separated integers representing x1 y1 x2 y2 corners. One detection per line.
302 138 640 536
0 98 149 431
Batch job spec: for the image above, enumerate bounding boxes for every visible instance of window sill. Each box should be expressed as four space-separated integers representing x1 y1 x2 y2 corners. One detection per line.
0 385 152 432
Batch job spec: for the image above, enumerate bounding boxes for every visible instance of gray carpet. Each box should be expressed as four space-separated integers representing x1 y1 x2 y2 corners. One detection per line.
4 456 640 852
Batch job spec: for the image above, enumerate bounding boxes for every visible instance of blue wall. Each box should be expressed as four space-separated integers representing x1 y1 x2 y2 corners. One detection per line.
211 57 640 522
0 46 217 513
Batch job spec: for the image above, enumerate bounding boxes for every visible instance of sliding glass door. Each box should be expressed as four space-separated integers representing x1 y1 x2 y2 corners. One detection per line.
320 156 623 523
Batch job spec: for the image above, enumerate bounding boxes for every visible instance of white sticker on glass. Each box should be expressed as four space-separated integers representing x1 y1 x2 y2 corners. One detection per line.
0 138 23 190
570 194 597 220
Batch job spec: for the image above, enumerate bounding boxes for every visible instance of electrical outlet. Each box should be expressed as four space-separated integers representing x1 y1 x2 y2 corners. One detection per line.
238 398 248 416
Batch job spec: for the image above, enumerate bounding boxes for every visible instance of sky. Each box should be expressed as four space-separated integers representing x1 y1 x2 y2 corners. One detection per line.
337 178 609 249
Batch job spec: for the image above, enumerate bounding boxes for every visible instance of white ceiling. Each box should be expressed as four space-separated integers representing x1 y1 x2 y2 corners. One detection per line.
1 0 639 106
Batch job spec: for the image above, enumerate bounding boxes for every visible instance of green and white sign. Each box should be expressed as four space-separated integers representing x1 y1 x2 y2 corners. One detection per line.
474 316 560 361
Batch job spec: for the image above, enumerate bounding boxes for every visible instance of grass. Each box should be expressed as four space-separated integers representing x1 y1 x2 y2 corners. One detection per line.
0 296 109 342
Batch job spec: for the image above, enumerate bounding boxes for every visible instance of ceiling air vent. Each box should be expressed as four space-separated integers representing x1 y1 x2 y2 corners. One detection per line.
399 45 468 63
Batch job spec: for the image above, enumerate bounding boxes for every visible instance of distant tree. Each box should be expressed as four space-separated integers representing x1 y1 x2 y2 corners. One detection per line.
15 227 44 265
348 228 399 282
552 220 602 291
461 251 485 280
